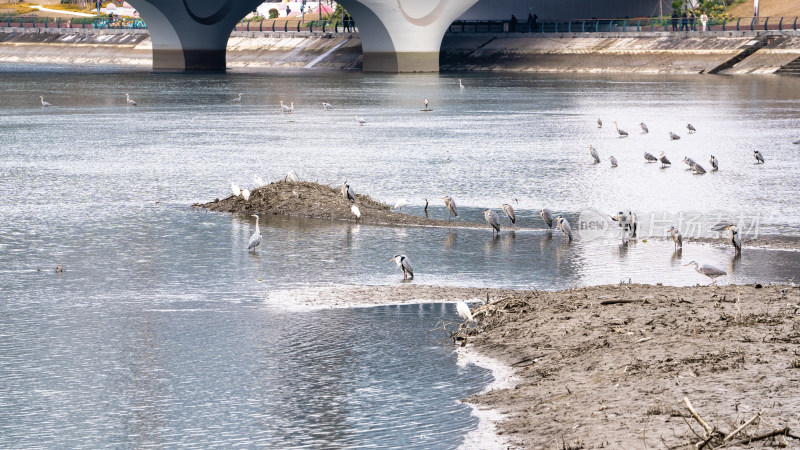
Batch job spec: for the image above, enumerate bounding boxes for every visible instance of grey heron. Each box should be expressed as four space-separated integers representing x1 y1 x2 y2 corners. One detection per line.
709 155 719 171
722 224 741 254
280 101 294 113
483 209 501 237
666 226 682 250
501 203 516 226
658 151 671 168
353 115 366 125
39 96 51 107
644 152 658 162
691 163 706 174
231 182 241 197
253 175 265 187
351 204 361 219
125 93 137 106
613 121 628 137
540 208 554 228
389 254 413 280
456 301 473 322
248 214 262 253
589 145 600 164
753 150 765 164
640 122 649 133
669 132 681 140
341 182 355 203
232 93 242 104
241 188 251 201
609 156 618 167
555 216 572 241
442 196 457 221
424 198 429 217
793 139 800 145
458 79 465 90
683 156 697 169
611 211 637 240
394 199 409 211
597 118 603 128
321 102 334 110
683 261 727 285
686 123 696 133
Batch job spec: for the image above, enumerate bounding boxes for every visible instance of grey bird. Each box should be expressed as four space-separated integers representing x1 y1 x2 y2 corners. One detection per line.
501 203 516 226
666 226 682 250
555 216 572 241
248 214 262 253
484 209 501 237
232 93 242 104
644 152 658 162
442 196 457 221
683 261 727 285
341 181 355 203
722 224 742 254
669 131 681 140
389 254 414 280
39 96 51 107
613 121 628 137
640 122 649 133
589 145 600 164
540 208 554 228
753 150 765 164
658 151 671 168
597 118 603 128
709 155 719 171
609 156 618 167
692 163 706 174
683 156 697 169
686 123 696 133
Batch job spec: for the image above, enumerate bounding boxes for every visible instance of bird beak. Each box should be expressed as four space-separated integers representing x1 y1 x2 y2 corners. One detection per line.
682 263 691 266
388 257 395 262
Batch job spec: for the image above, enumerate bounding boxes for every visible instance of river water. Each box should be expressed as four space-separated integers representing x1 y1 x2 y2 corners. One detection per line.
2 66 800 447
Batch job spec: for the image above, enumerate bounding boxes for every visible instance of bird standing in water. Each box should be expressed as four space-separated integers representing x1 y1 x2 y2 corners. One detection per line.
389 254 413 280
248 214 262 253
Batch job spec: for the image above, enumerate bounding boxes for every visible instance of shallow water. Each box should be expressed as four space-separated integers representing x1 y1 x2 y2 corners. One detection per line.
2 66 800 447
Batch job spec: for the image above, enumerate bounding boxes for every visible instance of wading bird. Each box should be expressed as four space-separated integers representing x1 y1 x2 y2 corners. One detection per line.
341 182 355 203
683 261 727 285
248 214 262 253
125 93 137 106
589 145 600 164
793 139 800 145
423 98 429 109
424 198 429 217
644 152 658 162
669 131 681 140
609 156 618 167
597 118 603 128
555 216 572 241
443 196 457 221
501 203 516 226
613 121 628 137
353 115 366 125
280 101 293 113
686 123 696 133
253 175 264 187
456 301 473 322
484 209 501 237
241 188 250 201
39 96 51 107
666 226 682 250
232 93 242 104
321 101 334 110
683 156 697 169
722 224 741 254
709 155 719 171
231 182 241 197
394 199 408 211
285 170 298 182
458 79 465 90
692 163 706 174
640 122 649 133
611 211 637 241
351 204 361 219
389 254 413 280
540 208 554 228
658 151 671 168
753 150 765 164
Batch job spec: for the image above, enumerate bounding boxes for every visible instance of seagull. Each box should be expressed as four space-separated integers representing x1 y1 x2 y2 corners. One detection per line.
351 204 361 219
280 101 293 113
483 209 501 237
389 254 413 280
709 155 719 171
442 196 457 221
666 226 682 250
597 118 603 128
125 93 137 106
232 93 242 104
669 131 681 140
658 151 671 168
321 102 334 110
253 175 265 187
458 79 465 90
540 208 554 228
555 216 572 241
609 156 618 167
644 152 658 162
241 188 250 201
501 203 516 226
39 96 51 107
589 145 600 164
394 199 409 211
613 121 628 137
753 150 765 164
353 115 366 125
686 123 696 133
683 261 727 285
231 182 241 197
640 122 649 133
248 214 262 253
456 301 473 322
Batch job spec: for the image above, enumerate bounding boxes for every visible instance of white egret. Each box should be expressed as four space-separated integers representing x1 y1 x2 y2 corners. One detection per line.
241 189 250 201
658 151 671 168
280 101 293 113
501 203 516 226
589 145 600 164
231 182 241 197
248 214 262 253
353 115 366 125
456 301 473 322
555 216 572 241
753 150 765 164
683 261 726 285
394 199 409 210
669 131 681 140
666 226 682 250
321 101 334 110
686 123 696 133
389 254 413 280
709 155 719 171
125 93 137 106
644 152 658 162
458 79 465 90
609 156 618 167
483 209 501 237
232 93 242 104
423 98 429 109
253 175 265 187
640 122 649 133
613 121 628 137
540 208 554 228
285 170 298 182
351 204 361 219
39 96 51 107
442 196 457 221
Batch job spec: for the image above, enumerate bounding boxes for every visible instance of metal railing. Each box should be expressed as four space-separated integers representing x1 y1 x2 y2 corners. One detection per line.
0 16 146 29
232 19 355 33
449 16 800 34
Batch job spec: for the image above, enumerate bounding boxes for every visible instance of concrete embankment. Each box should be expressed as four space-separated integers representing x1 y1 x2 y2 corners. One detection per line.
1 27 800 74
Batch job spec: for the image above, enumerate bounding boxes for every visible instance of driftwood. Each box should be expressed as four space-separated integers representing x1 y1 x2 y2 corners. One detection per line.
725 427 790 446
722 411 761 442
683 397 714 436
600 299 643 305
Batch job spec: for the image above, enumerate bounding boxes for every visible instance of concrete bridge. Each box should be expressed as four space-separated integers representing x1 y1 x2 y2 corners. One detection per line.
128 0 478 72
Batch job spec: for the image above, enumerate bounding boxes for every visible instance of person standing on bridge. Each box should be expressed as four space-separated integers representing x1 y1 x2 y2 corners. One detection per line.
700 12 708 32
671 11 678 31
680 12 688 31
689 12 696 31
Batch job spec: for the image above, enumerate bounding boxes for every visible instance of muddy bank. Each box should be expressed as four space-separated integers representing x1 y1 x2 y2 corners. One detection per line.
459 283 800 448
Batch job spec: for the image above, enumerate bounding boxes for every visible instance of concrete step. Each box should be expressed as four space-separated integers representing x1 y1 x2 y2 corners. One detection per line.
776 55 800 74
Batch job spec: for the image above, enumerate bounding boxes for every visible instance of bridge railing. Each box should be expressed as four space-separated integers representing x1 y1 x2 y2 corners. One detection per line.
448 17 800 34
232 19 356 33
0 16 146 29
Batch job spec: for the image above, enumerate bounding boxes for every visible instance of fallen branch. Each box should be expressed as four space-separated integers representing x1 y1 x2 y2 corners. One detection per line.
723 411 761 442
684 397 714 436
725 427 789 446
600 299 643 305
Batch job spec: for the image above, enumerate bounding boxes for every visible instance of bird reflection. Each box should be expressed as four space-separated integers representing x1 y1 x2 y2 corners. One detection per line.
500 231 516 251
728 253 741 274
671 248 683 266
444 230 457 249
617 241 630 259
483 235 500 254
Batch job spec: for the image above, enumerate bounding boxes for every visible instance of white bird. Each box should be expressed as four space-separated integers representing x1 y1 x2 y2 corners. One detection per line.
483 209 501 237
683 261 727 285
597 118 603 128
709 155 719 171
658 151 671 168
458 79 465 90
241 188 250 201
253 175 265 187
353 115 366 125
423 98 429 109
231 182 241 197
753 150 765 164
669 131 681 140
125 93 137 106
389 254 413 280
321 101 334 110
248 214 262 253
456 301 473 322
609 156 618 167
644 152 658 162
640 122 649 133
442 196 457 221
686 123 696 133
501 203 516 226
280 101 293 113
341 182 355 203
589 145 600 164
285 170 298 182
613 121 628 137
666 225 683 250
540 208 554 228
232 93 242 104
394 199 409 211
555 216 572 241
39 96 51 107
351 204 361 219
